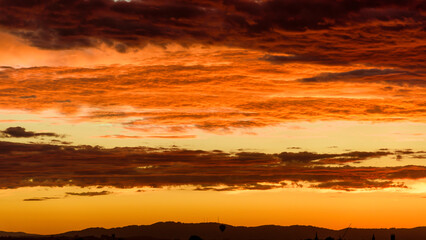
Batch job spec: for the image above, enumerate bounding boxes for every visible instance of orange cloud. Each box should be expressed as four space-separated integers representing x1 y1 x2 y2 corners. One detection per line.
99 134 196 139
0 0 424 134
0 62 424 134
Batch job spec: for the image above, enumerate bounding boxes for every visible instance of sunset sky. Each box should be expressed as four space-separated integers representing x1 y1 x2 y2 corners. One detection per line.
0 0 425 234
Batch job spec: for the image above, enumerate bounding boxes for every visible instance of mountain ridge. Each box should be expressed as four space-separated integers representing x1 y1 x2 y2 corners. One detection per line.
2 222 426 240
0 231 39 237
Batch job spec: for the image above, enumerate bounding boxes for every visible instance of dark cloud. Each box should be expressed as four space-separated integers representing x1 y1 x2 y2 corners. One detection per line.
313 180 407 191
0 0 424 69
0 66 14 69
18 95 37 99
0 0 212 50
261 54 349 66
297 68 426 87
22 191 112 202
299 69 405 82
278 151 390 165
287 147 301 150
0 127 64 138
195 183 287 191
23 197 60 201
0 141 424 191
50 139 72 145
66 191 112 197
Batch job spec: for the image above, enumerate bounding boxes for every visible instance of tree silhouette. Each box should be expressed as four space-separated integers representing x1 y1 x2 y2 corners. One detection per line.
188 235 203 240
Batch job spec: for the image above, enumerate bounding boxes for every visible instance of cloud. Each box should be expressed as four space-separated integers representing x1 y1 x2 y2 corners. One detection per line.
312 180 407 191
0 63 424 133
0 0 423 196
66 191 112 197
195 183 288 191
50 139 72 145
22 191 112 202
0 127 64 138
0 0 424 70
23 197 60 202
299 69 406 82
0 141 424 191
19 95 37 99
261 54 349 66
297 68 426 86
278 151 390 165
99 135 196 139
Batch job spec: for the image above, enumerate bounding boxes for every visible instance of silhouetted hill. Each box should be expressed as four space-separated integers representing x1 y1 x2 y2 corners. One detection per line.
55 222 426 240
0 231 39 237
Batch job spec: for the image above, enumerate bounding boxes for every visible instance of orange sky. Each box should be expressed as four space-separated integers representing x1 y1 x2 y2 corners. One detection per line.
0 0 425 234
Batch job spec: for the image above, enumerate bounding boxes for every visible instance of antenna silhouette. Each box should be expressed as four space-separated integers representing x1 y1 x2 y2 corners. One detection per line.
338 224 351 240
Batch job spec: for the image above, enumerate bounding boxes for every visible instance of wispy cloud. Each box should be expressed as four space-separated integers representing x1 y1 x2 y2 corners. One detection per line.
66 191 112 197
23 197 60 202
99 135 196 139
0 64 424 134
23 191 113 202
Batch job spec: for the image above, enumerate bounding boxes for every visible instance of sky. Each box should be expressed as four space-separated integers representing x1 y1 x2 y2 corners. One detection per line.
0 0 425 234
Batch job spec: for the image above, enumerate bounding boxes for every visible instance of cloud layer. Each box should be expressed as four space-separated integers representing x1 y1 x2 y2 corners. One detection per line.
0 1 424 193
0 0 424 70
0 62 424 133
0 1 424 133
0 140 424 191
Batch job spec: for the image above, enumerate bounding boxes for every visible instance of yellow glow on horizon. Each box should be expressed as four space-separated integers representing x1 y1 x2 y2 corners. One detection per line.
0 186 425 234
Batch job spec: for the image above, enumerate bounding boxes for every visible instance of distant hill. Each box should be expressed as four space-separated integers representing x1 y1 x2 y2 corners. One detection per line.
0 231 39 237
55 222 426 240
